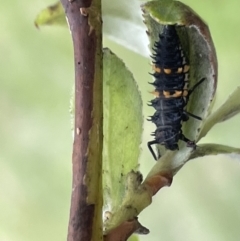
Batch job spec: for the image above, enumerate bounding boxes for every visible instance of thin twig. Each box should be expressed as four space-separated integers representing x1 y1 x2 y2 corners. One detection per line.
60 0 102 241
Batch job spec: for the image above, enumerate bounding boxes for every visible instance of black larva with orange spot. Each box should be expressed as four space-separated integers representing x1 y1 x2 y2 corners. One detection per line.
148 25 205 160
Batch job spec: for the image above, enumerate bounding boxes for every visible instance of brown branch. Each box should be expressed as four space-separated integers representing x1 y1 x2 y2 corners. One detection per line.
104 218 149 241
103 171 171 241
60 0 102 241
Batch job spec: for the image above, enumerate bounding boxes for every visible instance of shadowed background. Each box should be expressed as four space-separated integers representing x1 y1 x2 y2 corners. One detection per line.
1 0 240 240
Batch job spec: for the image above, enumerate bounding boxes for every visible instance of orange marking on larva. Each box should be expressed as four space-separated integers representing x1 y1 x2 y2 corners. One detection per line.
153 65 161 73
184 65 190 73
172 90 183 97
163 90 170 97
162 90 189 98
164 90 183 98
164 68 171 74
183 90 188 96
177 67 183 73
150 90 160 97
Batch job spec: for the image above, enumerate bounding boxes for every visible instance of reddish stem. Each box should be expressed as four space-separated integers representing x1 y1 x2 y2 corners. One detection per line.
60 1 101 241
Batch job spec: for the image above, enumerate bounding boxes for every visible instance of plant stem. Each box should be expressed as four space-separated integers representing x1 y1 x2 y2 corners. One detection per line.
60 0 103 241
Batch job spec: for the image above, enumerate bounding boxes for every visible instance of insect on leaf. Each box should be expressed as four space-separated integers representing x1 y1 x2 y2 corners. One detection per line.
142 0 217 163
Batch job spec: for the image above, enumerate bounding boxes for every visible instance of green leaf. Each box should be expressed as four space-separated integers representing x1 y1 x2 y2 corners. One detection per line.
102 0 148 55
102 48 143 214
103 171 151 235
34 2 67 28
142 0 217 159
198 87 240 140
